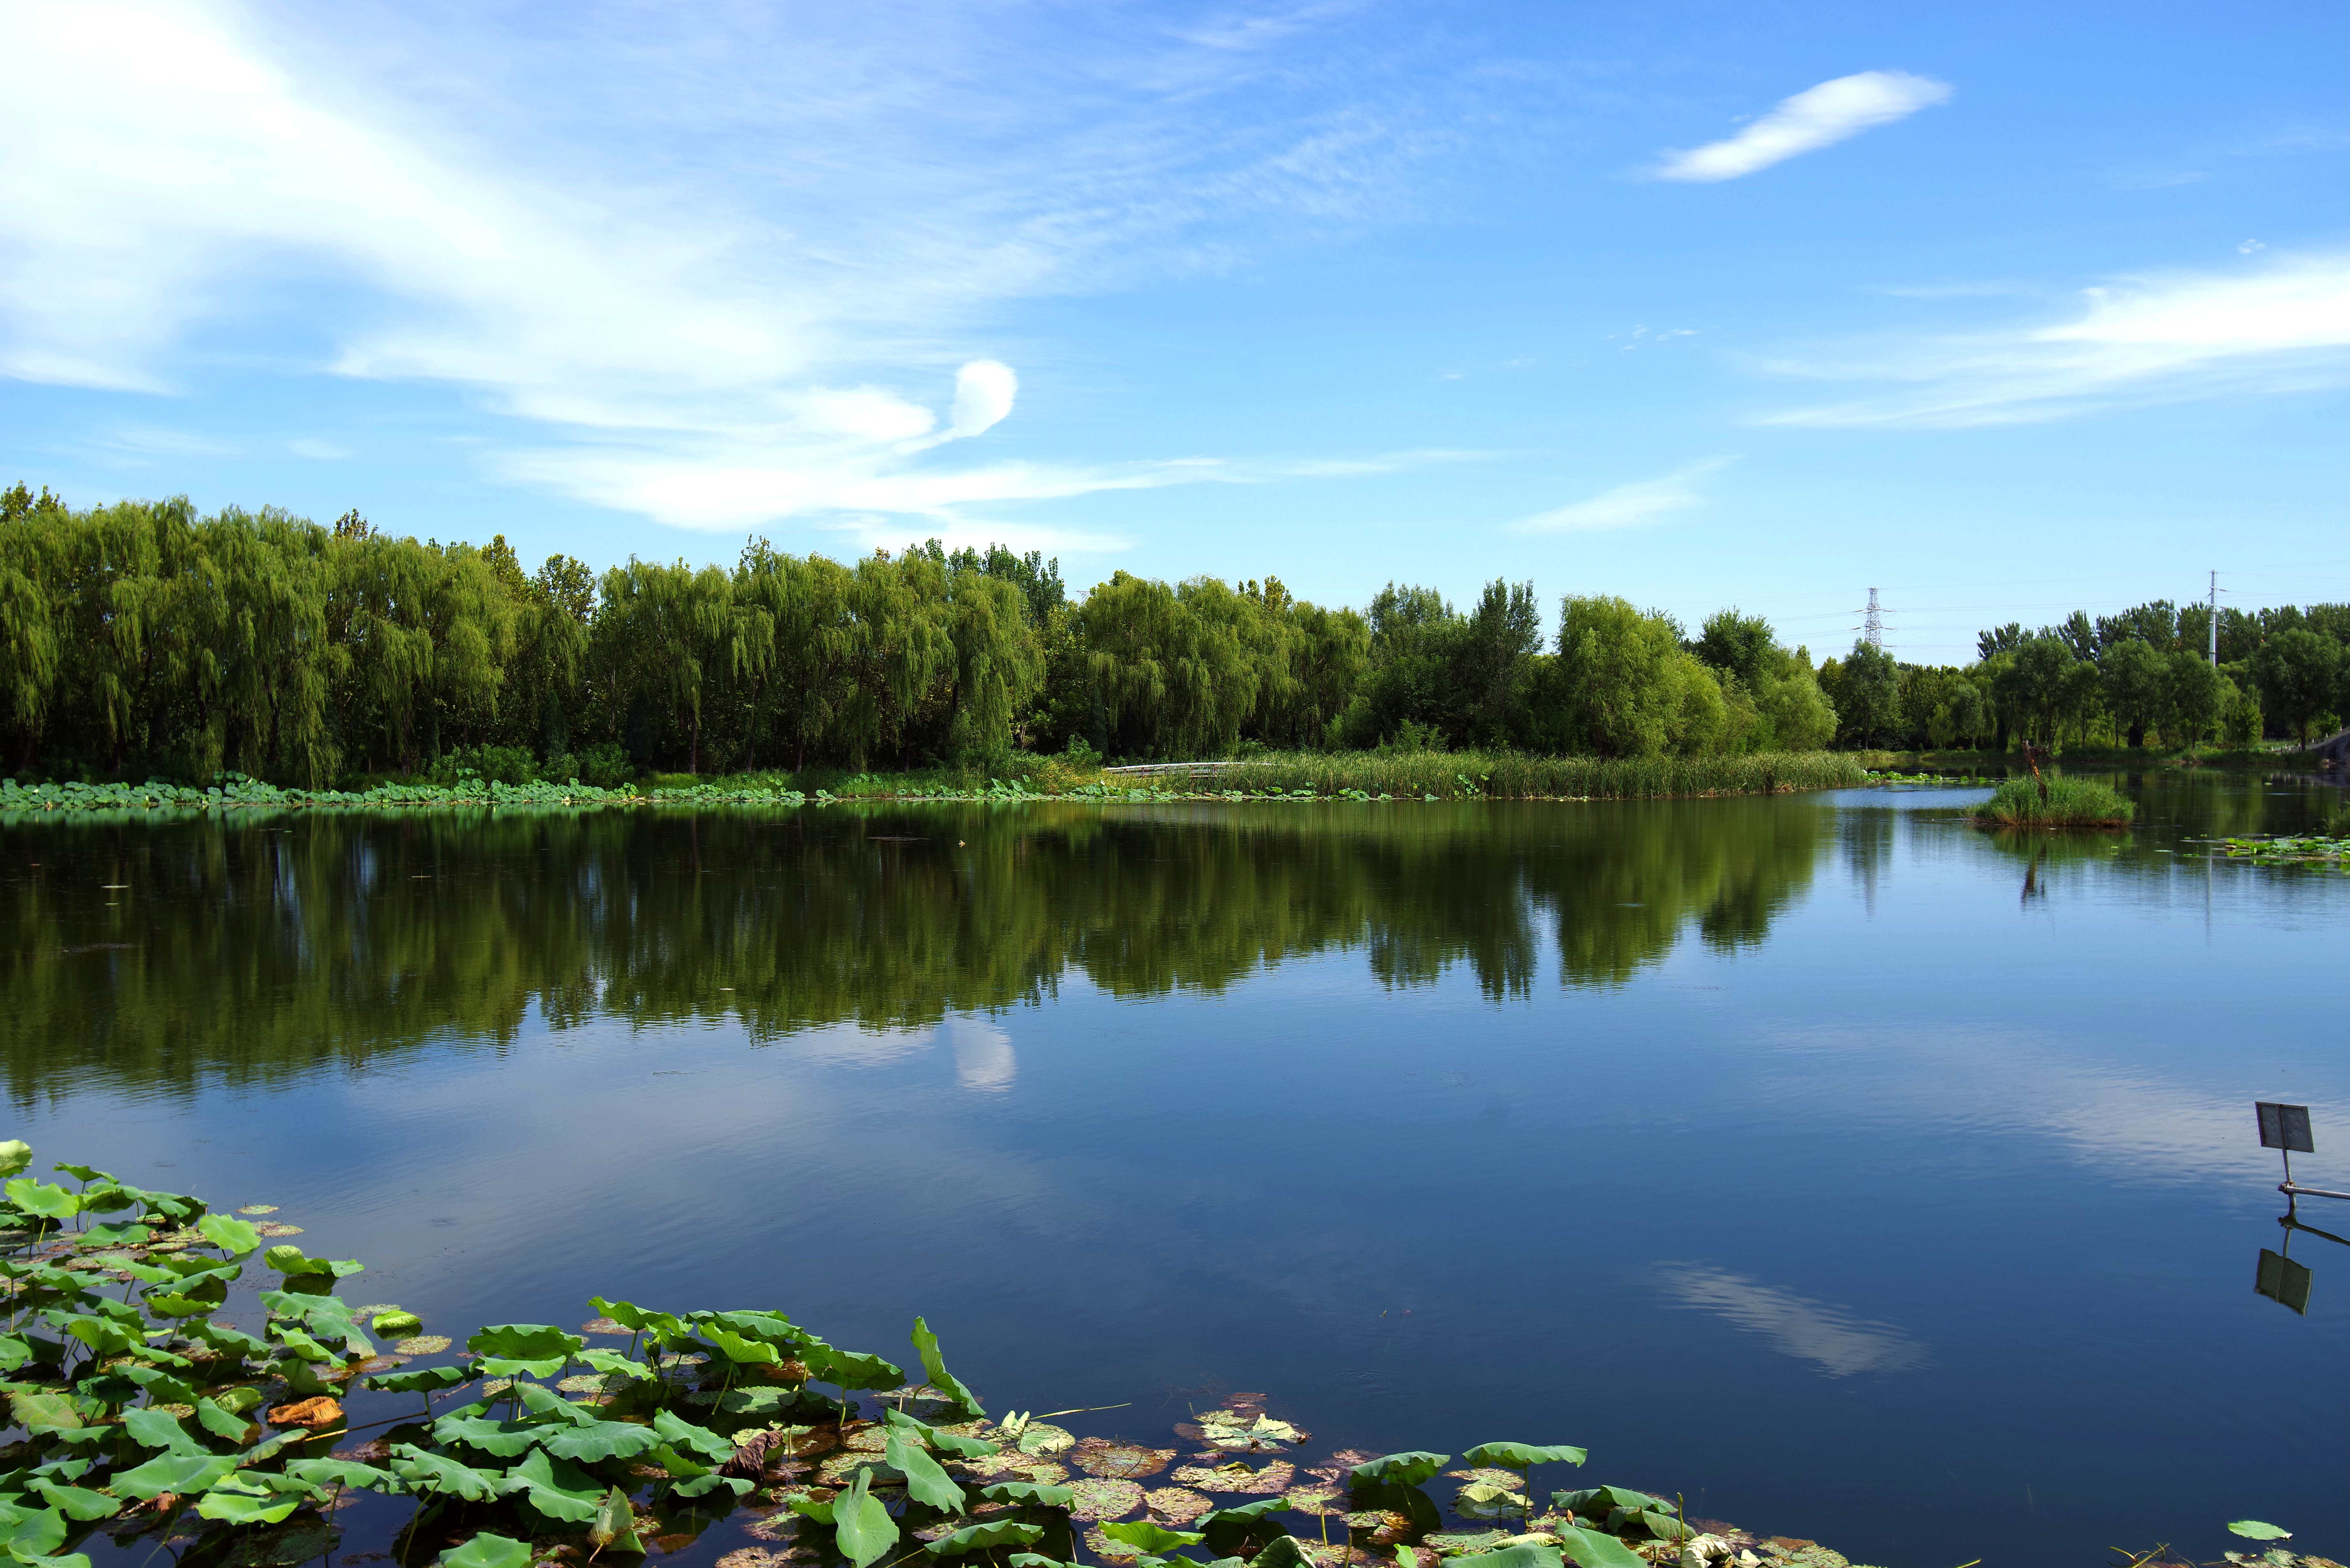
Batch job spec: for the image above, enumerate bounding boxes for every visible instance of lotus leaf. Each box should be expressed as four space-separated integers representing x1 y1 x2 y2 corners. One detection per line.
286 1458 402 1493
1551 1488 1660 1519
1350 1454 1449 1489
395 1336 455 1356
700 1324 783 1366
1350 1479 1439 1535
434 1415 545 1458
7 1392 84 1436
466 1324 585 1377
4 1182 79 1221
506 1448 607 1524
2230 1525 2293 1542
910 1318 984 1418
82 1222 153 1248
808 1346 903 1392
927 1522 1045 1557
1068 1478 1146 1523
513 1382 595 1423
589 1487 644 1557
120 1363 200 1405
388 1445 505 1503
832 1467 901 1568
886 1431 969 1513
22 1481 114 1523
541 1418 665 1465
1550 1528 1646 1568
0 1336 28 1373
119 1406 205 1456
4 1509 65 1560
979 1481 1075 1508
54 1316 134 1357
652 1409 735 1461
1198 1498 1289 1558
185 1320 270 1359
589 1298 687 1342
112 1451 238 1500
144 1293 221 1320
196 1472 323 1526
1249 1538 1315 1568
195 1213 260 1255
1461 1446 1586 1473
1456 1484 1528 1519
886 1409 999 1458
1449 1548 1564 1568
576 1348 650 1382
370 1363 477 1395
194 1397 256 1443
0 1142 30 1178
440 1534 533 1568
1100 1521 1206 1555
372 1310 423 1337
1070 1439 1172 1480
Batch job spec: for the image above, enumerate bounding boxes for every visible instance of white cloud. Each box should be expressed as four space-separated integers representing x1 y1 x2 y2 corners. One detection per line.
1659 1264 1928 1377
1761 252 2350 426
1515 456 1732 533
1655 71 1952 183
0 0 1443 532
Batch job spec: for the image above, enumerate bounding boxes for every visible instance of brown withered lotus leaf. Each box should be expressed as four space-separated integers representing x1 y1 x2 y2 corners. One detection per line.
1445 1469 1521 1487
393 1336 452 1356
350 1306 399 1319
1301 1547 1377 1568
252 1223 303 1238
557 1375 606 1394
1345 1512 1413 1537
1012 1422 1075 1456
1013 1461 1071 1486
1172 1423 1209 1444
1071 1438 1175 1479
266 1397 344 1431
777 1428 838 1459
1084 1527 1145 1561
1144 1488 1215 1525
236 1206 279 1216
716 1550 797 1568
1173 1461 1293 1494
723 1430 792 1481
333 1439 394 1465
478 1379 513 1398
652 1535 699 1555
841 1428 890 1454
580 1318 630 1337
815 1454 904 1488
627 1464 672 1481
1065 1478 1145 1522
1327 1450 1383 1468
349 1356 408 1377
1283 1488 1344 1516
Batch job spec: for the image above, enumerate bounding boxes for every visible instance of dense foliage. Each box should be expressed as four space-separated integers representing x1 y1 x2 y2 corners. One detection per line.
2 487 1833 783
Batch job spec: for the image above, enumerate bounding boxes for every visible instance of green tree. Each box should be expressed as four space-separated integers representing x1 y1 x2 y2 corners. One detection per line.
2099 638 2169 748
2163 650 2225 749
2250 627 2341 746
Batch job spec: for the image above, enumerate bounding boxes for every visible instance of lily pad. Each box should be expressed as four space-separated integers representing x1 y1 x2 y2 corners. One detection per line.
393 1335 453 1355
1067 1478 1146 1522
1145 1486 1215 1524
1174 1461 1294 1494
1284 1488 1345 1516
1072 1438 1177 1479
581 1317 630 1336
253 1222 304 1238
717 1552 798 1568
1425 1534 1510 1558
1012 1421 1075 1456
1084 1526 1146 1561
236 1205 280 1216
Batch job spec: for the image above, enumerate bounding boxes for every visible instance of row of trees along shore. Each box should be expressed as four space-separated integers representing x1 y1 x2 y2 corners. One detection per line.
2 482 2344 784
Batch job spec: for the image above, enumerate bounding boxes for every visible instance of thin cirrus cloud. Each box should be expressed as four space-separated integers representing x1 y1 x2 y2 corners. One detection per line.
1759 251 2350 426
1514 456 1734 533
1658 1263 1928 1378
0 0 1452 538
1654 71 1952 183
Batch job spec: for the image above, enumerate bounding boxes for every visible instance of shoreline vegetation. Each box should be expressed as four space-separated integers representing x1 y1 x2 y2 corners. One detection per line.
1972 774 2136 829
0 1148 2319 1568
0 751 1868 816
0 1144 1867 1568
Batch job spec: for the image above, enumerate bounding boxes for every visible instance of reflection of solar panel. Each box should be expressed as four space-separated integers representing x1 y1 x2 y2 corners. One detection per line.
2257 1248 2313 1314
2258 1102 2315 1154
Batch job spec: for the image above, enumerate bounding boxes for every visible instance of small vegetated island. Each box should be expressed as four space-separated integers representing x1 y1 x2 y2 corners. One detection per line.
0 1147 2320 1568
7 482 2348 805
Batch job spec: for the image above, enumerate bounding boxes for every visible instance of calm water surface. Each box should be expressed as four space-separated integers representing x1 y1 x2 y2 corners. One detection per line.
6 772 2348 1567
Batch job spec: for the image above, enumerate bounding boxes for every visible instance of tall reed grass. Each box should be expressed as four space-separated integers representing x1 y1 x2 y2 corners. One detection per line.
1194 749 1864 800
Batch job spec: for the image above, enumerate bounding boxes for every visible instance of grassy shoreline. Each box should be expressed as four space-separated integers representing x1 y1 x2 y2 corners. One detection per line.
1 751 1867 816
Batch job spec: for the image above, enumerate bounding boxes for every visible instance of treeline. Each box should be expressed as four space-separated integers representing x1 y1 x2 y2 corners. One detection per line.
1817 598 2350 753
0 484 1835 784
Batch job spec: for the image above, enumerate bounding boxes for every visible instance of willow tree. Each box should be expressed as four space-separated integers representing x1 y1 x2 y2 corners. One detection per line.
597 559 766 773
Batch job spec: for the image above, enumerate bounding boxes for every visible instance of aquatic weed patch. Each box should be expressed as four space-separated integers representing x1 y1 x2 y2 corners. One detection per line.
1972 776 2134 828
2217 834 2350 864
0 1143 2092 1568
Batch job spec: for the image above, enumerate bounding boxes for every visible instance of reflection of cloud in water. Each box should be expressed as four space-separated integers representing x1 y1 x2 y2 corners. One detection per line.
948 1019 1016 1093
1658 1263 1927 1377
777 1017 1014 1092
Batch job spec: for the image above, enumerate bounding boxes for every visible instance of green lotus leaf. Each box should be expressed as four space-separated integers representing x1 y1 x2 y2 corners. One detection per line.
1350 1478 1439 1535
112 1451 237 1500
1349 1453 1449 1489
513 1382 596 1425
0 1335 28 1372
119 1406 205 1456
911 1317 984 1418
689 1309 807 1348
651 1409 733 1461
791 1495 838 1527
4 1508 65 1559
195 1213 260 1256
978 1482 1073 1508
388 1444 506 1503
369 1363 477 1395
286 1458 403 1493
372 1310 423 1337
193 1398 254 1443
434 1415 544 1458
1551 1527 1647 1568
2230 1525 2293 1542
7 1391 84 1435
270 1324 336 1363
9 1553 92 1568
1251 1539 1315 1568
697 1324 781 1366
120 1364 199 1406
538 1418 663 1464
51 1163 108 1184
184 1321 270 1360
588 1488 642 1557
81 1223 152 1248
927 1522 1045 1557
55 1316 134 1357
143 1293 221 1320
212 1384 266 1414
0 1142 30 1178
439 1534 534 1568
1199 1498 1289 1559
672 1470 754 1500
886 1431 968 1513
1101 1522 1206 1555
1553 1488 1662 1519
588 1298 686 1343
832 1468 901 1568
885 1408 998 1457
466 1324 583 1378
1461 1445 1586 1472
195 1472 322 1526
805 1344 903 1392
4 1182 80 1221
22 1481 115 1522
1451 1547 1565 1568
504 1449 606 1524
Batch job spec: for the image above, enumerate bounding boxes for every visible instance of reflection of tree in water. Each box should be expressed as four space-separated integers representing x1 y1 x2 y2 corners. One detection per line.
0 800 1834 1102
1837 808 1897 918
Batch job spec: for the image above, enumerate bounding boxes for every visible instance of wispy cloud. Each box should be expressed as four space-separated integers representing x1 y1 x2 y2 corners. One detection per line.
1760 252 2350 426
1654 71 1952 183
0 0 1452 532
1515 456 1732 533
1659 1264 1928 1377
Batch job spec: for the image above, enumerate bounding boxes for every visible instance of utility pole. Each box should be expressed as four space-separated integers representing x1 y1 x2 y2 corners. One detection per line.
2209 570 2219 666
1864 587 1884 651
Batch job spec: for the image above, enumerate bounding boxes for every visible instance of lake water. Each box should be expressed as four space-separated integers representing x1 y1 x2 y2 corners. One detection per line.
7 771 2348 1568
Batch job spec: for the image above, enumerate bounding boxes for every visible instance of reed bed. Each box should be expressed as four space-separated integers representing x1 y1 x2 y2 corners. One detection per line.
1195 749 1865 800
1975 774 2135 827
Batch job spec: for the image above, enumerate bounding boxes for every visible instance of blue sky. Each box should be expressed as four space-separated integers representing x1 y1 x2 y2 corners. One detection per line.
4 1 2347 663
